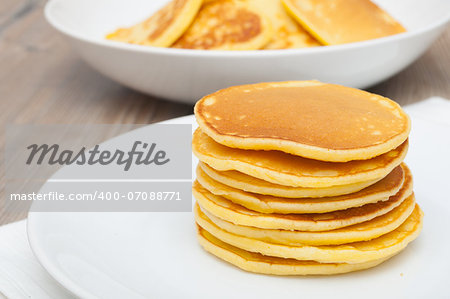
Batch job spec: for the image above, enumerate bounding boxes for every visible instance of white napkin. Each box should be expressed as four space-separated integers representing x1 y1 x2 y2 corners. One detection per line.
0 97 449 299
0 221 75 299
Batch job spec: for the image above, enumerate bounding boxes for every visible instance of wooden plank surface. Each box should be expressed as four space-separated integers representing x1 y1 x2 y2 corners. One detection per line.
0 0 449 224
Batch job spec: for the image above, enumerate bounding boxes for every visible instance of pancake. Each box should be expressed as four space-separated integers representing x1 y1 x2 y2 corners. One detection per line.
193 171 413 231
197 226 392 275
199 162 381 198
172 0 273 50
244 0 320 49
196 163 405 214
192 129 408 188
282 0 406 45
106 0 202 47
194 81 410 162
196 193 415 245
196 204 423 263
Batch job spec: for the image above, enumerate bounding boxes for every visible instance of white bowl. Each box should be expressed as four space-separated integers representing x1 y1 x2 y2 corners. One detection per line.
45 0 450 103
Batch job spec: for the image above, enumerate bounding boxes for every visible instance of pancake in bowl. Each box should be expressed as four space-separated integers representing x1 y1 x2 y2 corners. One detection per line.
196 163 406 214
172 0 273 50
193 170 413 231
282 0 406 45
192 129 408 188
196 193 415 246
106 0 202 47
197 226 392 275
194 81 410 162
245 0 320 49
196 203 423 264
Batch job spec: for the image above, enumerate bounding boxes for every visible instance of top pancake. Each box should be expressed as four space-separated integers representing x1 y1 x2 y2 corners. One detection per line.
106 0 202 47
195 81 410 162
282 0 406 45
172 0 273 50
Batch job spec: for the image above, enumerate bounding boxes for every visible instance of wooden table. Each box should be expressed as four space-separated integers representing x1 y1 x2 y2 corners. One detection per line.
1 0 449 225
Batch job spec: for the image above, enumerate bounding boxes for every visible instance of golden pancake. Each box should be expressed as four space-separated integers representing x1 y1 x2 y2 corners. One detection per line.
193 129 408 188
193 171 412 231
199 162 381 198
282 0 406 45
194 81 410 162
196 204 423 263
244 0 320 49
172 0 273 50
197 163 405 214
106 0 202 47
197 193 415 245
197 226 392 275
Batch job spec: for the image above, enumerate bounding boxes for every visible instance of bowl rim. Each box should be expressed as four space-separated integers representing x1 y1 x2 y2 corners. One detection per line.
45 0 450 57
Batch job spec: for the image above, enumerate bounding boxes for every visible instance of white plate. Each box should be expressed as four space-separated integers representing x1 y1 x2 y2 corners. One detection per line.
44 0 450 103
28 109 450 299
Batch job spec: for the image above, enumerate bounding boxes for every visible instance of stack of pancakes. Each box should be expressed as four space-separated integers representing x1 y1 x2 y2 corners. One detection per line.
192 81 423 275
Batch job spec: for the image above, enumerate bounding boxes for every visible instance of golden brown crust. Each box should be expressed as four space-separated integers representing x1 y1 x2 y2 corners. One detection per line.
106 0 202 47
283 0 406 45
199 162 381 198
197 225 393 275
173 0 272 50
196 163 405 213
195 81 410 162
196 193 415 246
192 128 408 188
192 167 413 231
196 203 423 263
